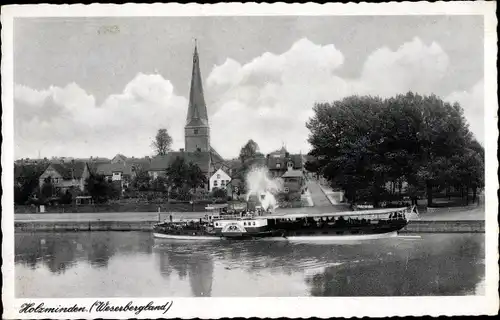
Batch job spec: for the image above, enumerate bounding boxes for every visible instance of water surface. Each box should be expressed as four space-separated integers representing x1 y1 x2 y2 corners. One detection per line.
15 231 484 297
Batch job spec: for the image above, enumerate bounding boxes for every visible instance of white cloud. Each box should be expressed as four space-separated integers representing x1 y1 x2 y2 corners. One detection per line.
360 38 449 97
14 74 188 159
207 37 453 158
15 37 480 160
445 80 484 144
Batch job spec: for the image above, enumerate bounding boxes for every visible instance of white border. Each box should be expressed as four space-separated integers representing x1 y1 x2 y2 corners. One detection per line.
2 2 498 318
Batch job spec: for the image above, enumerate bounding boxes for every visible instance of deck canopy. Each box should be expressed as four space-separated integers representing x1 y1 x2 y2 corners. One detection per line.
264 207 409 220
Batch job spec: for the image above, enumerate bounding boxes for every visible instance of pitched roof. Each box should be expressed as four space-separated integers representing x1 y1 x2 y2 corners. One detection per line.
186 44 209 128
269 146 288 157
50 161 88 179
15 163 50 179
210 147 227 170
266 154 303 170
149 151 211 173
111 154 128 163
95 158 151 176
281 169 304 178
95 163 131 175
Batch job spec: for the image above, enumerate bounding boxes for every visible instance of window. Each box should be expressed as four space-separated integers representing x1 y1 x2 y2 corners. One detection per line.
217 174 221 179
194 129 199 134
284 187 289 193
276 163 281 169
213 180 218 187
287 161 293 168
221 180 226 187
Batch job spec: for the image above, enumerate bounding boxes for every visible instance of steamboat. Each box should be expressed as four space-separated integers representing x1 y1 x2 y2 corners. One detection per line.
153 206 416 241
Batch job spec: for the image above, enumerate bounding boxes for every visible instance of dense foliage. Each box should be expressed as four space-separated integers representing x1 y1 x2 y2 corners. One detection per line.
14 163 48 205
127 157 207 201
306 92 484 206
239 139 260 163
85 174 121 203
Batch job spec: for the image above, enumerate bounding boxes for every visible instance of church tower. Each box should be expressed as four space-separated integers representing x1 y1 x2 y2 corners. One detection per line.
185 42 210 152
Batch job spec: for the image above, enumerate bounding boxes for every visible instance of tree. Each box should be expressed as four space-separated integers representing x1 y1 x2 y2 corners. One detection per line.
307 95 387 205
164 157 207 199
14 163 48 204
186 162 207 191
307 92 476 207
60 189 73 205
165 157 189 191
239 139 259 163
41 176 54 199
211 187 227 199
304 157 320 178
151 128 173 156
151 175 168 193
131 167 151 191
448 138 484 205
85 174 120 203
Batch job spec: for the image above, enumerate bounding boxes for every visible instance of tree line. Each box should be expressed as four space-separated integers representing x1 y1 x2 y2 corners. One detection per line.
306 92 484 207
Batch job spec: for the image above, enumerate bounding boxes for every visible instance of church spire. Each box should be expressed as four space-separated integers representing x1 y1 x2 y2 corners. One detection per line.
186 40 208 127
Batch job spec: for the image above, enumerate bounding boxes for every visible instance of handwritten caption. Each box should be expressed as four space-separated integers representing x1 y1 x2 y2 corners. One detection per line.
97 25 120 35
19 300 174 316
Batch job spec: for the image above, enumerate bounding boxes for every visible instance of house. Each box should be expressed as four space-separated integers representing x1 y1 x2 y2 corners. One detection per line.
95 158 151 191
281 169 306 194
209 168 231 192
38 161 91 193
266 147 304 178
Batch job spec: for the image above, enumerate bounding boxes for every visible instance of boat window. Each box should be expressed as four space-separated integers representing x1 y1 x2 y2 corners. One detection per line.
215 223 218 226
243 222 246 226
253 222 256 226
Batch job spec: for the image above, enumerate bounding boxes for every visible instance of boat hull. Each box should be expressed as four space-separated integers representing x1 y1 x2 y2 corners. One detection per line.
153 233 220 241
153 230 399 241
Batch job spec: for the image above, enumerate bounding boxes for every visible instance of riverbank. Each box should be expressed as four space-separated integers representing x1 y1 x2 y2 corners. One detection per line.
14 218 485 233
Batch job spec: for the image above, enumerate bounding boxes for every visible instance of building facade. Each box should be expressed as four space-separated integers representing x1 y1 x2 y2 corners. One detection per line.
209 168 231 192
38 161 90 193
266 147 305 178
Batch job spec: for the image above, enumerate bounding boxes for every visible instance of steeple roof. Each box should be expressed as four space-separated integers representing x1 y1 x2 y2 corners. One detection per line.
186 42 209 127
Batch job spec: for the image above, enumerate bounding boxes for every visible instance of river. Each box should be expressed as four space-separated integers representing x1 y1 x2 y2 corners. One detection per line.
15 232 484 297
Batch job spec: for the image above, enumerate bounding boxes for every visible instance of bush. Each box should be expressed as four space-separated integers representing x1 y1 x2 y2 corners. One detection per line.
211 187 227 199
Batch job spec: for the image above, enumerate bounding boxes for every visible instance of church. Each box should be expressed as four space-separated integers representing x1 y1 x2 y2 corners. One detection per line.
148 43 226 186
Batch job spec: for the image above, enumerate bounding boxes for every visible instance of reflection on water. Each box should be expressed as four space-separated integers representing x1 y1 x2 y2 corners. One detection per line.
15 232 484 298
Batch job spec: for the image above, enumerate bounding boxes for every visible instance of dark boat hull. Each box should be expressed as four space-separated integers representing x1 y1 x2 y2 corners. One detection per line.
153 231 400 241
153 220 407 241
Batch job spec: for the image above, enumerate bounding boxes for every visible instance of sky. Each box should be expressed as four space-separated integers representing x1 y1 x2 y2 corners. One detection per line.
13 15 484 160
